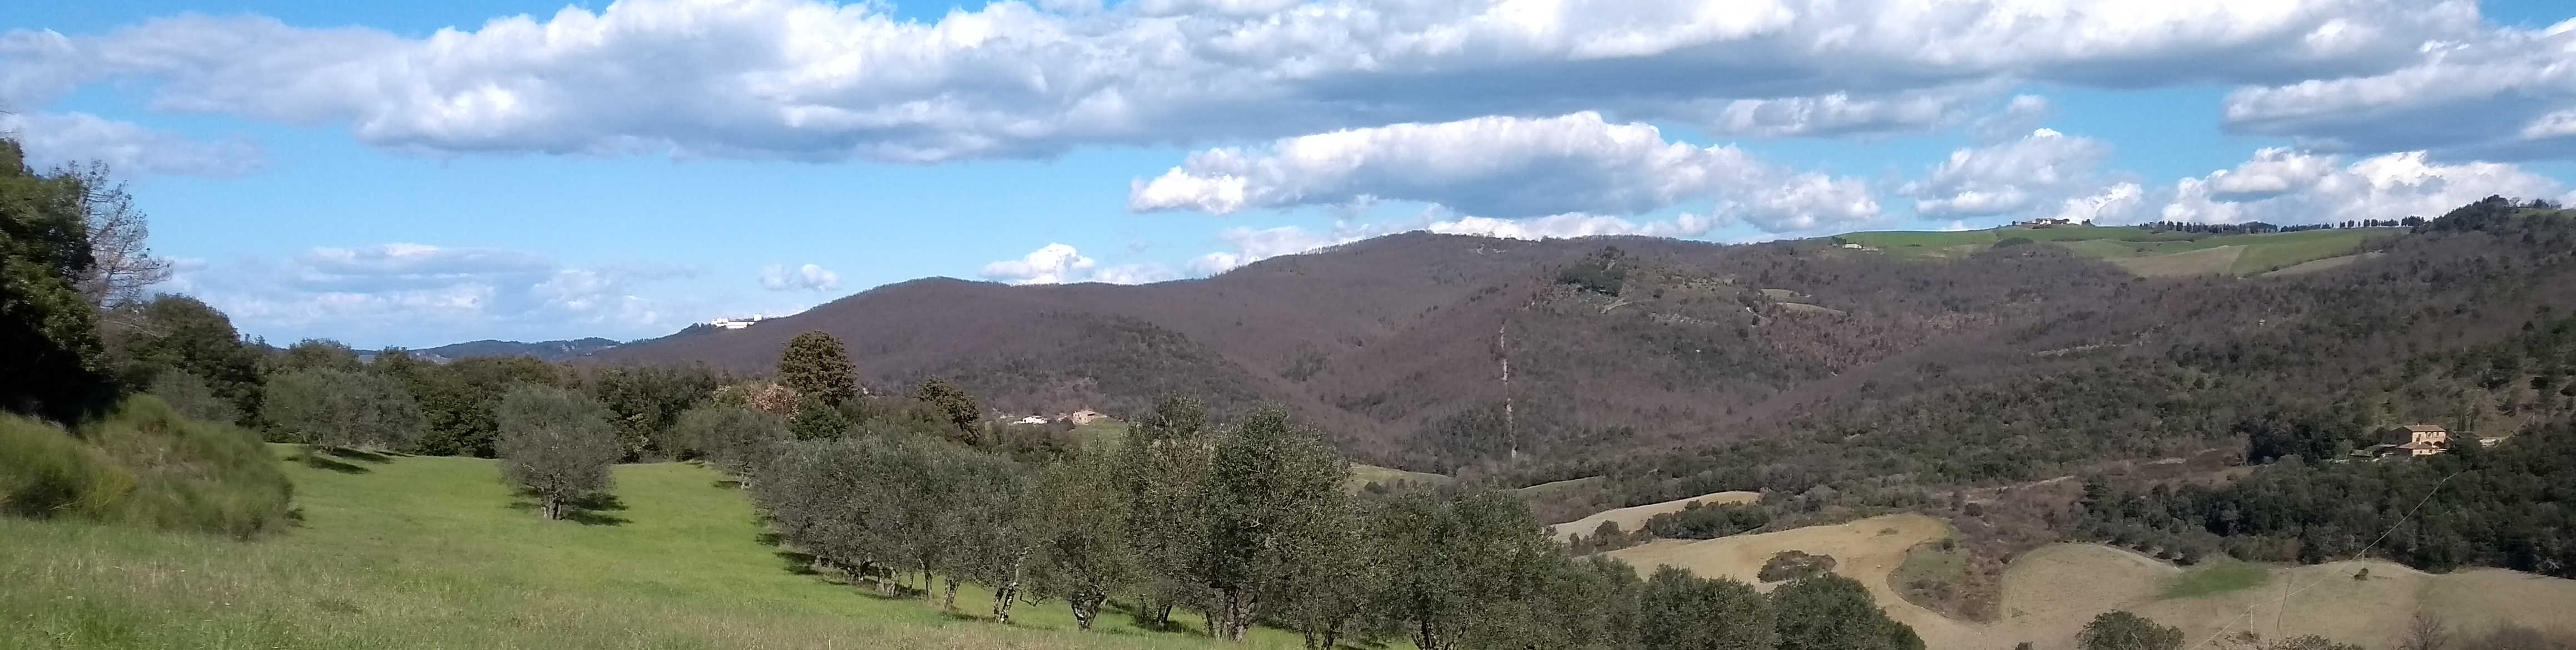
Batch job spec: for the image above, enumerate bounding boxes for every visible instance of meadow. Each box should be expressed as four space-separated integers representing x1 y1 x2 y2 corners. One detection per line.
0 448 1351 650
1835 225 2390 276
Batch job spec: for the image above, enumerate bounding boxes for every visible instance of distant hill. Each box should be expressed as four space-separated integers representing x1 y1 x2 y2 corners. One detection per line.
370 337 625 363
593 217 2562 477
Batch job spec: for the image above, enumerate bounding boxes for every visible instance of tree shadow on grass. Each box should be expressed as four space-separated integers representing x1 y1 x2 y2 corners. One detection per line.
298 454 371 474
506 491 630 525
321 447 397 464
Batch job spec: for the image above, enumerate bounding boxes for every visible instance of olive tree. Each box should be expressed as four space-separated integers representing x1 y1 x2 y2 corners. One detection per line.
493 384 619 520
263 367 425 452
1028 447 1140 630
1195 407 1350 642
670 404 788 477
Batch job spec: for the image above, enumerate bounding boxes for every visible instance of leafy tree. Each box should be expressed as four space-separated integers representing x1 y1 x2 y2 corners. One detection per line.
776 331 857 406
146 370 239 424
274 338 362 373
263 368 425 451
2077 610 2184 650
669 404 787 477
1117 396 1215 629
403 356 562 457
1027 447 1140 631
493 384 619 520
1273 496 1374 650
1195 407 1350 641
941 446 1033 619
1636 565 1775 650
0 137 114 422
914 377 982 445
100 295 262 425
1772 573 1924 650
580 365 723 460
1372 490 1557 650
790 398 852 440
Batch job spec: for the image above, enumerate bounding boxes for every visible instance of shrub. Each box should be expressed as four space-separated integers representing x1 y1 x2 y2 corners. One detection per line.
1759 550 1837 583
0 414 133 520
0 397 291 539
82 396 294 539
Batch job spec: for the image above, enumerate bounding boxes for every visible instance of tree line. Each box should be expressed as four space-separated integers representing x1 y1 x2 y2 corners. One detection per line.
726 331 1927 649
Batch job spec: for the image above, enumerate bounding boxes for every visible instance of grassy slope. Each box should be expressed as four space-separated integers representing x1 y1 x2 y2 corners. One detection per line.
1839 226 2386 276
0 449 1340 650
2160 559 2271 599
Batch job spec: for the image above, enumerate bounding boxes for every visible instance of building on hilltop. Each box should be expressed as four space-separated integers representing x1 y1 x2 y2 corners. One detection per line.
706 314 771 329
1059 410 1106 425
2371 425 2456 458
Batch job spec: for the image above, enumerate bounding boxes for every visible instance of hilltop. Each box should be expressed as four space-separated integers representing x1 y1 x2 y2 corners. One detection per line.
596 219 2491 475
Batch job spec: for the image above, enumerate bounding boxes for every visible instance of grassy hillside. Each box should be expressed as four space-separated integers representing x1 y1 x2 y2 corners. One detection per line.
1840 225 2386 275
1602 516 2576 650
0 449 1345 649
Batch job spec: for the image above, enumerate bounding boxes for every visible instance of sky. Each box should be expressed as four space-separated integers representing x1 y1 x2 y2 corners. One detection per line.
7 0 2576 348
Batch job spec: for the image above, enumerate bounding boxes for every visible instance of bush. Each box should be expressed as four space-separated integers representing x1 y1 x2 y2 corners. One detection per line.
0 396 291 539
1759 550 1837 583
0 414 133 520
82 396 294 539
1642 501 1770 539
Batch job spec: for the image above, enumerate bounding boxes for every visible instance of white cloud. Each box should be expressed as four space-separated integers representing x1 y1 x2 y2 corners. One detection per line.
0 111 261 176
1186 224 1388 275
759 263 843 292
1425 212 1723 240
1130 112 1878 233
2222 18 2576 160
2158 148 2573 224
0 0 2484 161
2048 181 2147 224
980 243 1179 284
1903 127 2113 218
164 243 697 346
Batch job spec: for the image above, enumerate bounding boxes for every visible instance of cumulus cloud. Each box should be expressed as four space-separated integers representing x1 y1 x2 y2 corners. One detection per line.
1903 128 2113 218
759 263 843 292
163 243 693 346
1129 112 1879 233
2158 148 2574 224
0 0 2484 161
1186 224 1386 275
981 243 1180 285
0 112 261 176
2222 18 2576 160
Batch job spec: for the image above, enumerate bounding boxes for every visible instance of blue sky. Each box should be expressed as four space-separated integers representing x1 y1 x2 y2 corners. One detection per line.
6 0 2575 348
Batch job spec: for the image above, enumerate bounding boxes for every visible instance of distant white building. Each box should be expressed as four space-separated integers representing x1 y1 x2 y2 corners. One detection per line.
1014 416 1051 425
707 313 771 329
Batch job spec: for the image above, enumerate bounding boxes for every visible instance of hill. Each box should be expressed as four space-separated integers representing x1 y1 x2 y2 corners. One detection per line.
1602 516 2576 650
0 448 1336 649
597 208 2576 496
371 337 626 363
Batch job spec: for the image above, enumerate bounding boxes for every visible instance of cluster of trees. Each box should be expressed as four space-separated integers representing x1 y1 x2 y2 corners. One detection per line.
742 387 1924 649
2137 220 2369 234
2076 415 2576 577
1641 501 1772 539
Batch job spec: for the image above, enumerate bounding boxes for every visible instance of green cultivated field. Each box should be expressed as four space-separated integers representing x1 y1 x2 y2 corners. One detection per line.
0 448 1347 650
1837 226 2389 275
2160 559 2272 599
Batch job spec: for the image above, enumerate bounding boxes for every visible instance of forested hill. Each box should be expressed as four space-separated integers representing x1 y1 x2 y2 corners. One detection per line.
363 337 625 363
600 199 2576 477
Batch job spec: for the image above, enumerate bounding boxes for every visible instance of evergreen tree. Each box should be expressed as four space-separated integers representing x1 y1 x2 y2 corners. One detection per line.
2076 610 2184 650
913 377 982 445
776 331 858 406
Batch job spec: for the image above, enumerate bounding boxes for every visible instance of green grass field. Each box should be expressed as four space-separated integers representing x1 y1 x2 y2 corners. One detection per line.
1347 463 1449 493
0 447 1354 649
2161 559 2272 599
1836 226 2389 276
